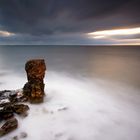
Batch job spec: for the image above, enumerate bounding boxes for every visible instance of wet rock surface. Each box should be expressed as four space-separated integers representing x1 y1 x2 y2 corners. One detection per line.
13 104 29 115
23 59 46 103
0 118 18 136
0 90 29 136
0 59 46 137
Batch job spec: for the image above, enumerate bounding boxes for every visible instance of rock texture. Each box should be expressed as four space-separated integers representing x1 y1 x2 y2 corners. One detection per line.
0 90 29 136
0 118 18 136
0 59 46 136
23 59 46 103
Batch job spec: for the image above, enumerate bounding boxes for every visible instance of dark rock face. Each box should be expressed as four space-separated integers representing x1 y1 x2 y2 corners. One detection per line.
23 59 46 103
13 104 29 115
0 90 28 104
0 105 14 120
0 59 46 136
0 90 29 137
0 103 29 120
0 98 11 107
0 118 18 136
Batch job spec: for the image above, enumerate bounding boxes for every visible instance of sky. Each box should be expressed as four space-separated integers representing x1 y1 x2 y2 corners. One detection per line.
0 0 140 45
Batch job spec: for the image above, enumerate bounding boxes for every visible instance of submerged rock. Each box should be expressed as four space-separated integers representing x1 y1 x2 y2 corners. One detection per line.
23 59 46 103
12 135 18 140
20 132 27 138
0 118 18 136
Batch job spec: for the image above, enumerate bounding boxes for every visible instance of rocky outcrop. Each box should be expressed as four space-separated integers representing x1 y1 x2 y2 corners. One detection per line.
13 104 29 116
0 90 29 136
0 59 46 136
23 59 46 103
0 118 18 136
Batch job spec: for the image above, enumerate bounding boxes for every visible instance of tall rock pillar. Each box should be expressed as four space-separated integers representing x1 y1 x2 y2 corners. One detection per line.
23 59 46 103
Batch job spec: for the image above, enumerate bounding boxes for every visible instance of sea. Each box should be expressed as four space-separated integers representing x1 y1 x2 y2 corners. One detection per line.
0 45 140 140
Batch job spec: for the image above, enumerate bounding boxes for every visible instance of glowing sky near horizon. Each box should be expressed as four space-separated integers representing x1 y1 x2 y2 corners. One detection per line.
0 30 15 37
87 27 140 45
88 27 140 37
0 0 140 45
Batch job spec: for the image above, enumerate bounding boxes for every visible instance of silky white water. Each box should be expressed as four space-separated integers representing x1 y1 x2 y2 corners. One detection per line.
0 45 140 140
0 71 140 140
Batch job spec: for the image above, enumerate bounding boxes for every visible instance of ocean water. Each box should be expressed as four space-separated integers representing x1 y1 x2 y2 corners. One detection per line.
0 45 140 140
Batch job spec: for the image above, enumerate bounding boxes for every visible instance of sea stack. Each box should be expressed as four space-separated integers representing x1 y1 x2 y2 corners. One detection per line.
23 59 46 103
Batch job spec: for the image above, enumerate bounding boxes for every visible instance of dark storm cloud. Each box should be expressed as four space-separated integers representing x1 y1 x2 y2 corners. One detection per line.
0 0 140 44
0 0 140 35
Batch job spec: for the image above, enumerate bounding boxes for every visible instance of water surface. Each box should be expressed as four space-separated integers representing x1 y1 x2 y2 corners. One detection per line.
0 45 140 140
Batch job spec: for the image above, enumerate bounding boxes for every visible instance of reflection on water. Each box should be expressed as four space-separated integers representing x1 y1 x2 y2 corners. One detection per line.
88 50 140 87
0 45 140 88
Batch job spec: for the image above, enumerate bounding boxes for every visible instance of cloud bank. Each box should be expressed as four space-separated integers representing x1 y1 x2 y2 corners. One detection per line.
0 0 140 44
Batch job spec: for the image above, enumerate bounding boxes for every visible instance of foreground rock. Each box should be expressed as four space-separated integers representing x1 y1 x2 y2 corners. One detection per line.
0 59 46 136
0 90 28 120
0 90 28 104
13 104 29 116
23 59 46 103
0 105 14 120
0 90 29 136
0 118 18 136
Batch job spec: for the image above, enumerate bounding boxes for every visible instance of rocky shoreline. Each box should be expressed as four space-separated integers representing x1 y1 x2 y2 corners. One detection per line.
0 59 46 137
0 90 29 136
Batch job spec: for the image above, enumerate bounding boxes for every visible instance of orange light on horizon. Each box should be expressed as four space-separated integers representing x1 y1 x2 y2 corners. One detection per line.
87 27 140 45
0 30 15 37
87 27 140 39
93 35 105 39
